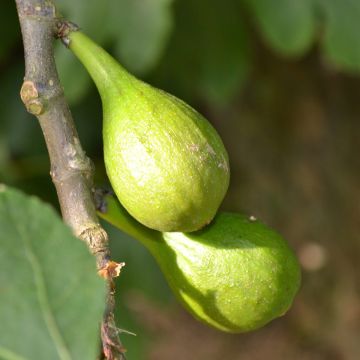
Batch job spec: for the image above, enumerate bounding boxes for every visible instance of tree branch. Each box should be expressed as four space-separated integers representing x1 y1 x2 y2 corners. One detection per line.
14 1 126 359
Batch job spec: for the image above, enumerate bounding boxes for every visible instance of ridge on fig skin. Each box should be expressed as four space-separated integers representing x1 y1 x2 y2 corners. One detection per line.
98 193 301 333
68 31 230 233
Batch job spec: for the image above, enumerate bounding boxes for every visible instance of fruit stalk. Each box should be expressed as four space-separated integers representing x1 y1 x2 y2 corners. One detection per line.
68 31 134 102
98 192 162 250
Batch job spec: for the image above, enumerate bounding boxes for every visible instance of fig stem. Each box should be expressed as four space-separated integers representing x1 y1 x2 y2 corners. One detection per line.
14 1 126 359
62 27 133 101
95 190 163 251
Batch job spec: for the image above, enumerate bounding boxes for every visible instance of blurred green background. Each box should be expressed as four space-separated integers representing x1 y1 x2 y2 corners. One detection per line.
1 0 360 358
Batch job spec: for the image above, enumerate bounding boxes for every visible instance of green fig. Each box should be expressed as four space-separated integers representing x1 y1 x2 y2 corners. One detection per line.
98 193 301 333
67 31 230 232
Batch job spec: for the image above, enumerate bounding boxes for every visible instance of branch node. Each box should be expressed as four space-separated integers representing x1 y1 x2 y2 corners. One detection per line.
20 80 46 115
79 225 109 258
94 188 115 213
20 80 38 103
64 138 94 176
56 19 80 47
27 98 45 115
98 261 126 280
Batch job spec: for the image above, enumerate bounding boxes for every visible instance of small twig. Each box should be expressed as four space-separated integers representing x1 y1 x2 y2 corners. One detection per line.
14 1 126 359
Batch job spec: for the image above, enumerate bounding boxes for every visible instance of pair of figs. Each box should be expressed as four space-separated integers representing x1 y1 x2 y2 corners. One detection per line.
67 30 301 333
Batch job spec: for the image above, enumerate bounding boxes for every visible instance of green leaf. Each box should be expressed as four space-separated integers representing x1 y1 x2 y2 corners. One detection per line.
56 0 112 104
57 0 111 42
0 2 20 62
0 186 105 360
0 65 44 156
55 44 91 105
152 0 250 107
196 1 250 106
245 0 316 56
109 0 174 74
317 0 360 72
55 0 173 102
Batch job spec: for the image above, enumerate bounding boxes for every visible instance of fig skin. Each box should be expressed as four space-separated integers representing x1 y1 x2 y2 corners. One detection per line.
68 31 230 232
99 194 301 333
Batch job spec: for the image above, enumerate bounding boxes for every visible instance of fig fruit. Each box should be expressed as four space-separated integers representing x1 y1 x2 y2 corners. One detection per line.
98 193 301 333
68 31 230 232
